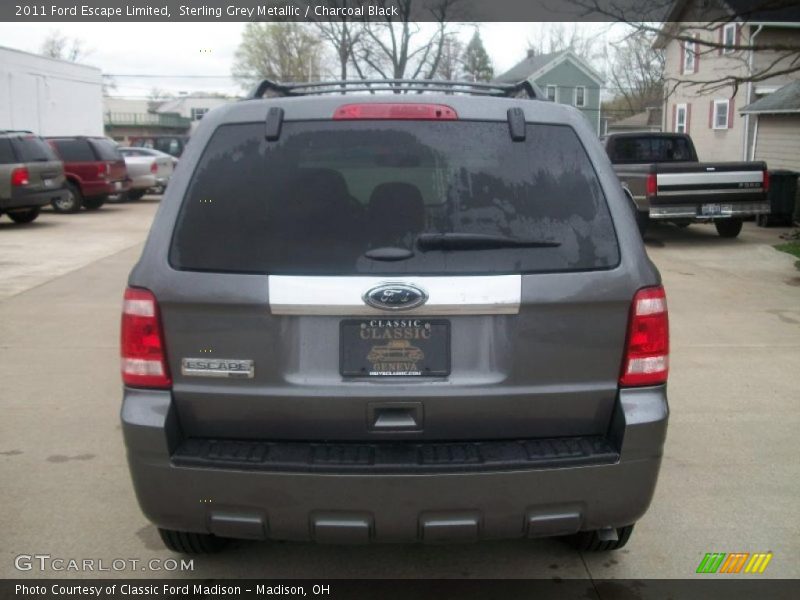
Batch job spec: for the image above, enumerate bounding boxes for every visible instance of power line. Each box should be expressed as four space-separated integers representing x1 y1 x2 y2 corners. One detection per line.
105 74 235 78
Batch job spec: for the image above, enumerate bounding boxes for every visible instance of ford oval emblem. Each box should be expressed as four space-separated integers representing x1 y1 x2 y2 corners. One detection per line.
363 283 428 311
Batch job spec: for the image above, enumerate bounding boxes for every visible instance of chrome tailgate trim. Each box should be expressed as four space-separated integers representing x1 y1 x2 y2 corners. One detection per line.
269 275 521 316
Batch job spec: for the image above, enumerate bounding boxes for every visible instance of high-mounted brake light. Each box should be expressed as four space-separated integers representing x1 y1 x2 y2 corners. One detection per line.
121 287 171 389
646 173 657 197
762 170 770 193
333 103 458 121
620 286 669 387
11 167 29 187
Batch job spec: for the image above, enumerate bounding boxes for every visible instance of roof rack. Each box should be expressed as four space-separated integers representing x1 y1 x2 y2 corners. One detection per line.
0 129 34 135
246 79 543 101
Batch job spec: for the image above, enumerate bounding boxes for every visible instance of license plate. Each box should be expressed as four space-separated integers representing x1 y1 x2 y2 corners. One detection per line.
114 181 122 190
340 319 450 377
700 203 722 216
43 178 52 187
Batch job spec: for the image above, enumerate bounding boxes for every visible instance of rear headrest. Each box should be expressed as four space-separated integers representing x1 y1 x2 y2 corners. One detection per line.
367 182 426 234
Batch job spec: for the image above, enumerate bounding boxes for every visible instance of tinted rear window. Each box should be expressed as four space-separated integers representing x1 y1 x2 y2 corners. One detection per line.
0 139 15 164
52 139 95 162
170 121 619 275
12 136 58 162
90 139 122 161
610 136 694 163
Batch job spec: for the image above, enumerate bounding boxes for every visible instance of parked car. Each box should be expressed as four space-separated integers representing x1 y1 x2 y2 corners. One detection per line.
0 130 66 224
46 136 130 212
121 146 179 168
602 132 769 237
129 135 189 158
118 147 174 199
121 80 669 554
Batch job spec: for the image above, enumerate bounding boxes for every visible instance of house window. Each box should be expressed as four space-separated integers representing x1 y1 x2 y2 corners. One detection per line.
675 104 688 133
191 107 209 121
546 85 557 102
574 86 586 107
722 23 736 54
713 99 730 129
683 40 696 73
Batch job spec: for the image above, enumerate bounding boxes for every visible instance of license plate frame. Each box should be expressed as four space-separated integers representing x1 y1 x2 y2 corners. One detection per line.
339 319 451 378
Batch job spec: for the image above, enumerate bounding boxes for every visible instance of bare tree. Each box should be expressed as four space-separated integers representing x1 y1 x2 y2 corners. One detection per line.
606 29 665 115
232 22 323 88
433 33 464 80
569 0 800 94
40 30 91 62
526 22 604 65
350 0 462 84
313 1 366 82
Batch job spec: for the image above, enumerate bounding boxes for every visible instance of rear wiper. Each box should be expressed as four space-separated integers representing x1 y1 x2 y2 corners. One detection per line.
416 233 560 251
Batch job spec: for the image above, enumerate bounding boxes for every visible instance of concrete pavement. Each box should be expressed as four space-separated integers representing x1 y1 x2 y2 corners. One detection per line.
0 202 798 579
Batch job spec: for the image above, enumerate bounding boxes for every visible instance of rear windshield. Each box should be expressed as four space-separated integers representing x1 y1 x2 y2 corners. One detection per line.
12 136 58 162
610 136 694 163
90 139 123 161
170 121 619 275
52 139 95 162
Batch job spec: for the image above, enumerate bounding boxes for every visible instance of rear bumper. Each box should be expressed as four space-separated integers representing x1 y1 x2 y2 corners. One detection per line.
130 174 158 190
121 386 668 543
82 179 130 197
2 186 67 211
649 201 769 220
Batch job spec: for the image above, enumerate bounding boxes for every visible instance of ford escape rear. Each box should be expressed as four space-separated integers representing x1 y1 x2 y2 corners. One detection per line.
120 80 669 554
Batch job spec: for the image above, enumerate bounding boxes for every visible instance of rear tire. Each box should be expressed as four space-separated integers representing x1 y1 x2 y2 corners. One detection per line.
127 189 147 201
157 528 228 554
715 218 743 238
7 207 41 224
83 196 106 210
52 182 83 213
566 524 634 552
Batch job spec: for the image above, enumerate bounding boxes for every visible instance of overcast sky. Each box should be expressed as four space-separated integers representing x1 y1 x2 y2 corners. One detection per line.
0 22 620 97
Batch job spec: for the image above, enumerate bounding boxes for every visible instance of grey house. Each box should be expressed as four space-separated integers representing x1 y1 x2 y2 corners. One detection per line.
494 50 604 135
740 80 800 172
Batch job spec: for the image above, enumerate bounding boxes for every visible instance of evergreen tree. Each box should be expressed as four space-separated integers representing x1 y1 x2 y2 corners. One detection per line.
461 30 494 82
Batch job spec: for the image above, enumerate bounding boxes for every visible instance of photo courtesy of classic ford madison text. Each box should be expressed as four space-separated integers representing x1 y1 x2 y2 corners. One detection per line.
0 0 799 594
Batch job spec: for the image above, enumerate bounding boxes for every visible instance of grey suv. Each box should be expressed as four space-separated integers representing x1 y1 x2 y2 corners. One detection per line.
0 131 66 224
121 80 669 554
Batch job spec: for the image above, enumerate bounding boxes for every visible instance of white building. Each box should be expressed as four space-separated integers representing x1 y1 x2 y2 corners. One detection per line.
0 45 104 136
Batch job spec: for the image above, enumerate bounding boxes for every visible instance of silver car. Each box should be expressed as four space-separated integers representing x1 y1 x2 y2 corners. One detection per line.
121 80 669 554
118 147 174 200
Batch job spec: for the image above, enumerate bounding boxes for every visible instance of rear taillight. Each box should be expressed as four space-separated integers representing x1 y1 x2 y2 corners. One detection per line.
150 161 158 174
620 286 669 387
333 103 458 120
646 173 657 197
11 167 30 187
763 170 770 193
121 287 171 389
97 163 108 179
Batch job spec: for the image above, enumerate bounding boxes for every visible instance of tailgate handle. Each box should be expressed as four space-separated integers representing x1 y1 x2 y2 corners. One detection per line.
368 402 423 431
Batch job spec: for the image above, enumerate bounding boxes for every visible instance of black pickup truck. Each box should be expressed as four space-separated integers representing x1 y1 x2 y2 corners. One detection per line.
602 132 769 238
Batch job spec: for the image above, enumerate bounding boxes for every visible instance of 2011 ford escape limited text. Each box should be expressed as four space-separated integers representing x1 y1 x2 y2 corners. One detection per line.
120 79 669 554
